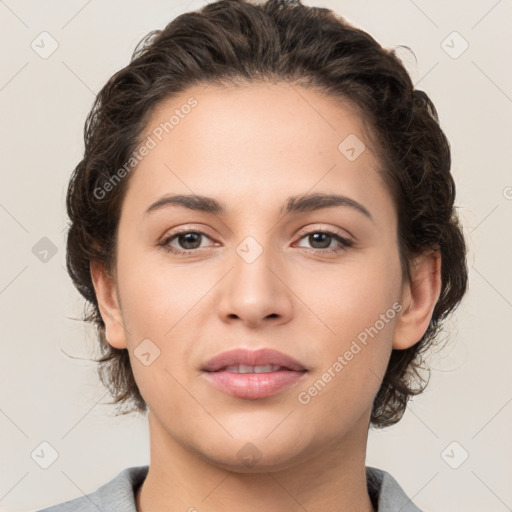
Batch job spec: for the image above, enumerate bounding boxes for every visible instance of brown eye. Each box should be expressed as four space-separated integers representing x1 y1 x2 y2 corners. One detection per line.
175 232 203 250
295 230 353 254
307 232 333 249
161 230 213 254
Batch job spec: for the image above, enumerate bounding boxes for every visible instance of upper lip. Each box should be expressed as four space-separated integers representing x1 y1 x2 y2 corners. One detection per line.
202 348 307 372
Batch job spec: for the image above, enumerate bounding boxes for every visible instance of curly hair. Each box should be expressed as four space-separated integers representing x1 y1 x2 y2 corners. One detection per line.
65 0 468 427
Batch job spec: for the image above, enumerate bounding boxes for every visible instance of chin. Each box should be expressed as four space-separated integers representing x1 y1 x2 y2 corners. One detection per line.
189 431 316 474
203 445 306 474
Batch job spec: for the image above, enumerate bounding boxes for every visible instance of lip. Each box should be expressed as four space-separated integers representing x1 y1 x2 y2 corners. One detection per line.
201 348 307 372
203 370 307 399
201 348 308 400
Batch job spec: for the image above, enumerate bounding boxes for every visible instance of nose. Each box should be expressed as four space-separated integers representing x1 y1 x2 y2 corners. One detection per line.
216 242 294 329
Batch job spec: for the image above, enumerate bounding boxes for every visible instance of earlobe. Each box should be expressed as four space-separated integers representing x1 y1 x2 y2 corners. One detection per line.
90 260 128 349
392 248 442 350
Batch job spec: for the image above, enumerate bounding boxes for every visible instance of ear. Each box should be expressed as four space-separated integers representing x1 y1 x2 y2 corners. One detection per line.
90 259 128 349
393 247 442 350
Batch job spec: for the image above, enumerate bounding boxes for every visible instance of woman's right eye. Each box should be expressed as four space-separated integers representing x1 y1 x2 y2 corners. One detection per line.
160 230 213 254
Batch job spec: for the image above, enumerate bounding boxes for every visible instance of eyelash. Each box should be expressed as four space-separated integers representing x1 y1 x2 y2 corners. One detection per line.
160 228 353 256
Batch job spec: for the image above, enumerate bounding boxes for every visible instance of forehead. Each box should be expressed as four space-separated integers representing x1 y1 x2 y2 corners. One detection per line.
121 81 390 219
142 81 372 158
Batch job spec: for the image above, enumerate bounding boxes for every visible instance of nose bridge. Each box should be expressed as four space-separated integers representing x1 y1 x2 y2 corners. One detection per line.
232 231 281 297
217 230 293 325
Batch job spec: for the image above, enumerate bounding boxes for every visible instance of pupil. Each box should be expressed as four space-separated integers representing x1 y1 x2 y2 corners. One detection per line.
310 233 330 249
180 233 200 249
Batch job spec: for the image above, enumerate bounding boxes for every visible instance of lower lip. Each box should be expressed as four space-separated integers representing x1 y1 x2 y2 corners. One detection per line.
203 370 307 399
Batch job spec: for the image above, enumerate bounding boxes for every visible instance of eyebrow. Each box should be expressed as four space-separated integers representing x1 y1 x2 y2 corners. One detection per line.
144 192 373 222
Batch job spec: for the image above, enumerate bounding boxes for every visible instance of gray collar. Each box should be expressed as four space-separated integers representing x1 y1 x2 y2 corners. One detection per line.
36 465 423 511
366 466 423 511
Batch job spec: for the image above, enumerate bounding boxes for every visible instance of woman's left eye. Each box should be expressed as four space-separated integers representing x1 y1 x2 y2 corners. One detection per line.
294 230 353 254
160 229 353 255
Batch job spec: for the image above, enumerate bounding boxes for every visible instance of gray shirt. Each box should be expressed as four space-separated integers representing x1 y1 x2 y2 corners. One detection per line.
34 465 423 511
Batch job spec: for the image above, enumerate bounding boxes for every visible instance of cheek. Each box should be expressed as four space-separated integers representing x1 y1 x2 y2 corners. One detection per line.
309 250 402 339
296 284 398 428
297 249 401 401
115 253 208 389
116 247 203 335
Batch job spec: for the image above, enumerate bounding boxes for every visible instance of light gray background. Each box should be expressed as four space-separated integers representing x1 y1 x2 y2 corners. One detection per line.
1 1 511 511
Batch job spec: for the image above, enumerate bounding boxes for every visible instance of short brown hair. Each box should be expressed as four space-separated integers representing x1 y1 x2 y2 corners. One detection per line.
66 0 468 427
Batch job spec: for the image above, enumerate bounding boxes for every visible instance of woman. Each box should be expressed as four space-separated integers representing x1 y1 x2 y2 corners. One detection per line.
37 0 468 510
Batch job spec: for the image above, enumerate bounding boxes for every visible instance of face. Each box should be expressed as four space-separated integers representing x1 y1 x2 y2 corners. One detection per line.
101 82 408 471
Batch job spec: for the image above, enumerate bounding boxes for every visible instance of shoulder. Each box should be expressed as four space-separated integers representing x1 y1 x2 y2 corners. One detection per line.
366 466 424 512
34 465 149 512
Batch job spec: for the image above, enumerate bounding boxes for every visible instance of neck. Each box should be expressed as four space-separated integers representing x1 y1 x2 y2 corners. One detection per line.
136 411 375 512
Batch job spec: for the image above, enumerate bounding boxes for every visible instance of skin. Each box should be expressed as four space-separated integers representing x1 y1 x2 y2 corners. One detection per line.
91 81 441 512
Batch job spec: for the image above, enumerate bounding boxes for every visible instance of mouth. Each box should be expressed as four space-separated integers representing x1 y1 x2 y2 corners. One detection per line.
201 347 307 373
201 348 308 399
209 364 298 373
